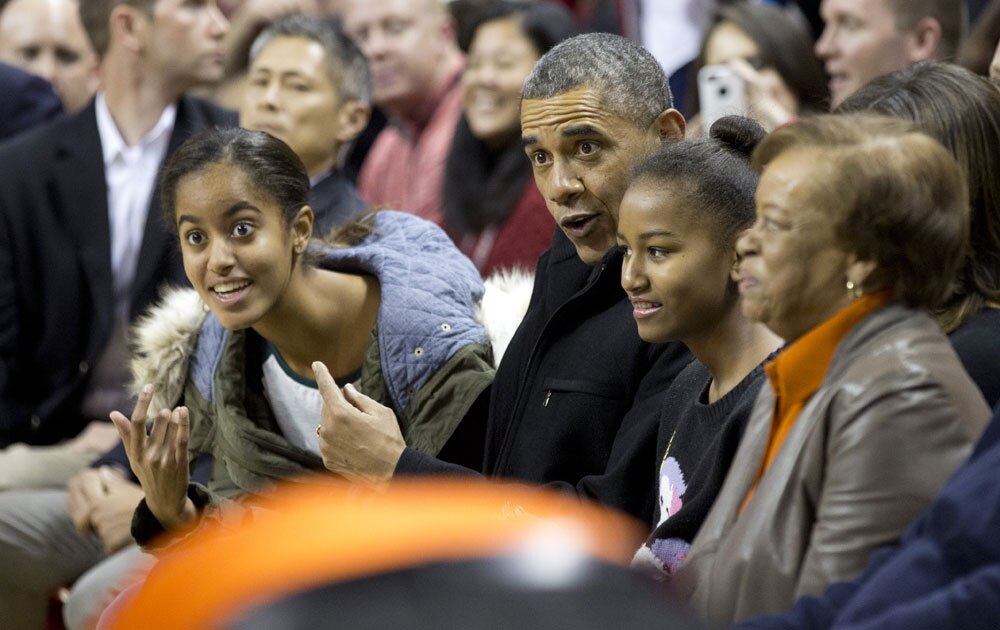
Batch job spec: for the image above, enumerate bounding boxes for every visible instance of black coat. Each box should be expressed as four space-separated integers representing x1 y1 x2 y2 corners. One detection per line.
0 96 236 446
398 228 693 523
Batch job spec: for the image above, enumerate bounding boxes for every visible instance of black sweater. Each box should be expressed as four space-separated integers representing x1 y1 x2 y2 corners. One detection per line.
396 229 692 523
634 357 767 575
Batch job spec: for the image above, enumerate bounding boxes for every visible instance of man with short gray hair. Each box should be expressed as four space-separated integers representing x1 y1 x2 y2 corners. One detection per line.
519 31 683 266
242 16 372 230
0 0 234 626
317 33 693 526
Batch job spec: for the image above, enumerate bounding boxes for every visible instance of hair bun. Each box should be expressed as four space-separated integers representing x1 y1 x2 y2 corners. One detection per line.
709 115 767 157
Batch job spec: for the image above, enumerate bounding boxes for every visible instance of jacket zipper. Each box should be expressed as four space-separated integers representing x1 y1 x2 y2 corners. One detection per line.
493 261 608 471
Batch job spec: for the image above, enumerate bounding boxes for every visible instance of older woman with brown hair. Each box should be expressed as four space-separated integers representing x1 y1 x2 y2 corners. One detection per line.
673 114 991 627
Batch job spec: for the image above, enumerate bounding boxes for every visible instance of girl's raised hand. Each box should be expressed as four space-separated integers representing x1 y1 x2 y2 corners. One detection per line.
109 384 196 530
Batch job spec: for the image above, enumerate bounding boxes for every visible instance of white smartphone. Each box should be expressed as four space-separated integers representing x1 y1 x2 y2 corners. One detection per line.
697 64 747 131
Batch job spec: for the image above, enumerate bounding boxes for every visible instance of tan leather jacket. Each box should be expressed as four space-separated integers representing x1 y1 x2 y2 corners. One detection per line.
676 303 990 628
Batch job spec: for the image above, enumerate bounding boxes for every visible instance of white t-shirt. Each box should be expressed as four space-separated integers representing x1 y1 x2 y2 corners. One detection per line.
261 346 325 455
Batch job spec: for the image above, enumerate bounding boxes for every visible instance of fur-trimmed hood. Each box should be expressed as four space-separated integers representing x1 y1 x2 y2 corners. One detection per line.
129 287 208 413
478 267 534 363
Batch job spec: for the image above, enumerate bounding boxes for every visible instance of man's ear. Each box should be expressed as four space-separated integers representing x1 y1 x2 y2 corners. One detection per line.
990 38 1000 86
334 100 372 144
729 248 743 285
907 16 943 63
109 4 148 55
651 108 686 143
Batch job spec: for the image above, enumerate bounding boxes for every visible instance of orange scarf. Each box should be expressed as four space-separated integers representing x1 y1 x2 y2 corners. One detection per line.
740 290 892 514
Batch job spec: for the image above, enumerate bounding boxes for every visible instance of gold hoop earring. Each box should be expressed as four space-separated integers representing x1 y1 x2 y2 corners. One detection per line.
846 280 862 299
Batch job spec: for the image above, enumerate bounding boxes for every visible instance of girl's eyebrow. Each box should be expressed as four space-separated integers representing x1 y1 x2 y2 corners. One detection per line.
639 230 677 239
615 230 679 239
176 202 262 227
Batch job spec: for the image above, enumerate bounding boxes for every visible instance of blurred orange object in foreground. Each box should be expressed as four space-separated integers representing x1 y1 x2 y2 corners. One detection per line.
105 478 694 629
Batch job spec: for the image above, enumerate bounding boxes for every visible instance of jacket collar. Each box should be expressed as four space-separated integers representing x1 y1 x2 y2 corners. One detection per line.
690 299 924 535
766 290 892 415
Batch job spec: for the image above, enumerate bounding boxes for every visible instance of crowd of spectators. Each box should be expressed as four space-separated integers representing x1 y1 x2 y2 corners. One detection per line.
0 0 999 628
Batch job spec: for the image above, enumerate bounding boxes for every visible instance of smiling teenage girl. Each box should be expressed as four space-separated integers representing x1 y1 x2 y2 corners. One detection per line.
109 127 493 538
618 116 782 577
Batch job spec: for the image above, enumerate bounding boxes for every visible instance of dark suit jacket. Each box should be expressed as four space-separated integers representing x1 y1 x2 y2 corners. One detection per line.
0 63 63 141
0 96 236 446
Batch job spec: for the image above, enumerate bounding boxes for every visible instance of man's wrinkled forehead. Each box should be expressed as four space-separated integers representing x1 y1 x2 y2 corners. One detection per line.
519 84 622 131
822 0 900 28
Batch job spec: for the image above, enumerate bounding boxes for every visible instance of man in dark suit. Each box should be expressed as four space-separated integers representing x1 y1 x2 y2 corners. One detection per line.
0 16 373 627
0 0 234 484
0 0 235 622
